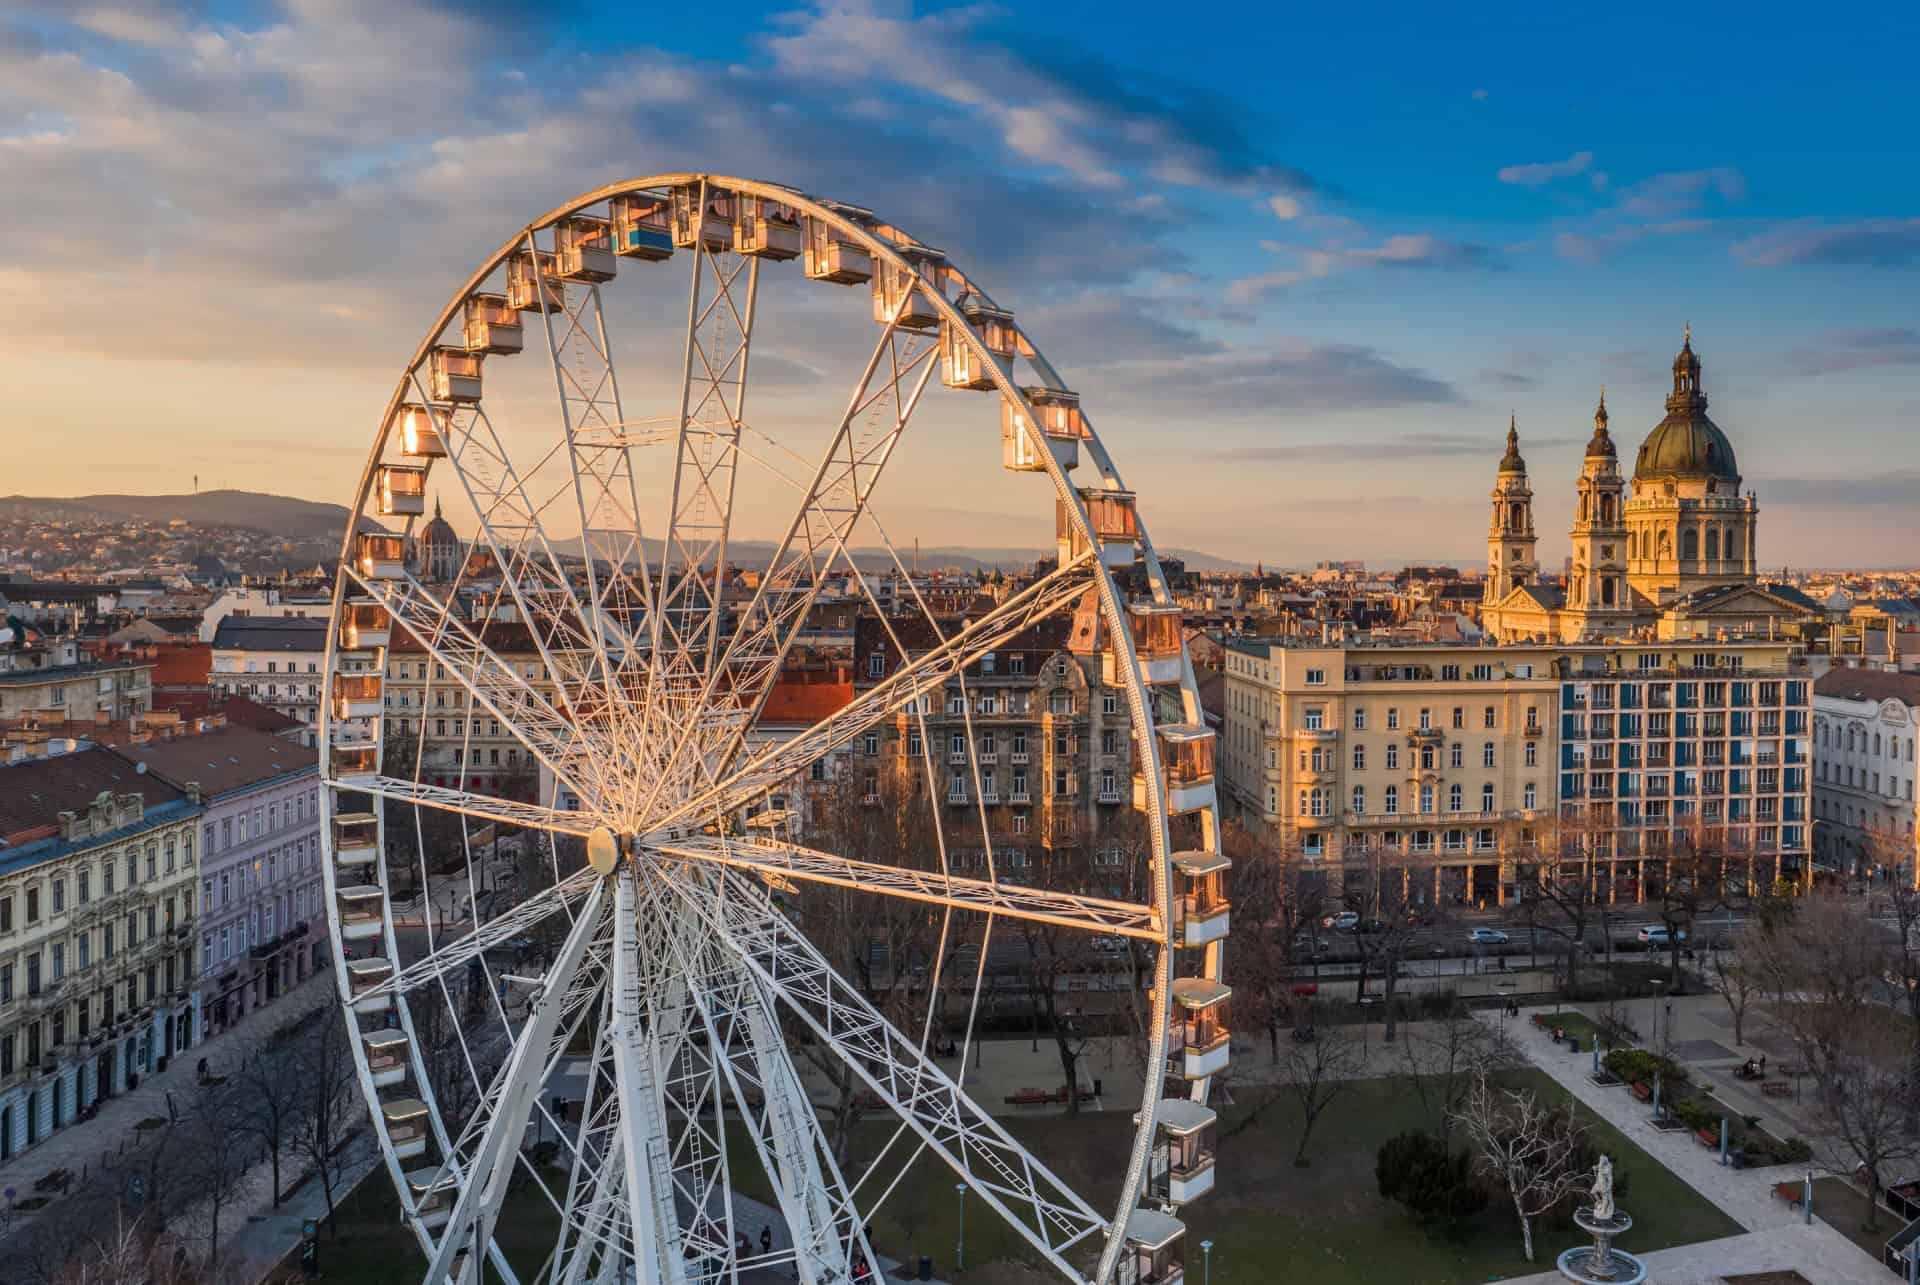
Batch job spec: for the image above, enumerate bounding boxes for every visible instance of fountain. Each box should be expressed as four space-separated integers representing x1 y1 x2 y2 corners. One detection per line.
1556 1156 1648 1285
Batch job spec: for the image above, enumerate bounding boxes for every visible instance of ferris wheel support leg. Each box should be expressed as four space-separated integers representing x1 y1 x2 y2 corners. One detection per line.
610 873 689 1285
555 1132 629 1285
422 880 608 1283
666 871 1105 1282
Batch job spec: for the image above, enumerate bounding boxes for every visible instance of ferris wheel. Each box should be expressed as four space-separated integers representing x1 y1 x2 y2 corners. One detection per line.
318 175 1230 1285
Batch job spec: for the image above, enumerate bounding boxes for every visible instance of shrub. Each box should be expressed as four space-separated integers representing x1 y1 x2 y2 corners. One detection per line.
1671 1099 1719 1132
1376 1130 1488 1242
1602 1048 1689 1087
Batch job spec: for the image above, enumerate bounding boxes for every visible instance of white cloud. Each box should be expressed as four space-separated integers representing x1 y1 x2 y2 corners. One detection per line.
1267 194 1301 220
1496 150 1594 188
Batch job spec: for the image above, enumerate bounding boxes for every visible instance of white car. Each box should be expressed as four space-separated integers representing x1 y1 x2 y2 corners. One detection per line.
1637 924 1688 945
1466 928 1509 945
1324 911 1360 931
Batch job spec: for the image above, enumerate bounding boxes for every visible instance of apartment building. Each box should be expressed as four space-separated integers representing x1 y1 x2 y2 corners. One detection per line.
110 724 325 1038
0 634 153 723
0 749 202 1162
381 621 549 799
1812 668 1920 880
209 616 331 741
1221 637 1811 906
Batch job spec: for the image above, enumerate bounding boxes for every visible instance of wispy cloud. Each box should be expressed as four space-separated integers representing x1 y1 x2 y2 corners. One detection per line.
1753 470 1920 505
1497 150 1594 188
1115 341 1459 417
1784 328 1920 375
1614 167 1747 218
1208 429 1579 463
1229 230 1501 302
1733 218 1920 267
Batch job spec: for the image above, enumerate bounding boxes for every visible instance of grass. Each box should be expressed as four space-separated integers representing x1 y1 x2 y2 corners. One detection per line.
1531 1010 1600 1047
1812 1175 1900 1263
277 1068 1739 1285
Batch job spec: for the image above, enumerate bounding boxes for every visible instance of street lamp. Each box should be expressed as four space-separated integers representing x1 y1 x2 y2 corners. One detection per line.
955 1183 967 1271
1200 1238 1213 1285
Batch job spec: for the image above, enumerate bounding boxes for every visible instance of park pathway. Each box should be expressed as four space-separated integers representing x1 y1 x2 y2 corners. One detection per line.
1488 1002 1890 1282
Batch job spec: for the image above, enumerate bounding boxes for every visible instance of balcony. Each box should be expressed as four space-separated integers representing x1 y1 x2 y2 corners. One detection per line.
1009 791 1031 805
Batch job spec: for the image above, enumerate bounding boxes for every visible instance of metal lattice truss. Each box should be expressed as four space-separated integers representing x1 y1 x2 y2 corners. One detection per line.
317 175 1228 1285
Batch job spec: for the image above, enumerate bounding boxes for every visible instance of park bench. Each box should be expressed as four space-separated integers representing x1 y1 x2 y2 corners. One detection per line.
33 1169 70 1194
1761 1080 1791 1098
1004 1087 1050 1106
1695 1126 1720 1149
1631 1081 1654 1104
1772 1181 1804 1210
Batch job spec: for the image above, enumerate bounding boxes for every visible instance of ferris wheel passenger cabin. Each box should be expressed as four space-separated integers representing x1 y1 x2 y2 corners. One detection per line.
506 249 564 312
734 194 803 260
462 293 523 355
1167 976 1231 1079
872 246 946 329
1057 489 1140 569
381 1099 431 1160
941 294 1018 390
1170 851 1230 947
1149 1098 1218 1204
1118 1207 1188 1285
670 184 734 250
332 812 379 866
610 194 674 260
336 885 387 942
362 1029 411 1089
355 533 406 580
428 348 483 403
340 602 390 650
332 673 384 721
1135 723 1215 815
345 956 394 1015
377 465 428 517
1104 602 1185 687
803 211 873 284
555 215 618 283
406 1169 456 1229
393 404 448 458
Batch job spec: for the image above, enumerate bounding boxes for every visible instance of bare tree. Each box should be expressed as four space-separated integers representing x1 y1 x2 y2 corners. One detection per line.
1703 934 1761 1047
1452 1072 1590 1263
1400 1008 1515 1144
170 1079 255 1275
230 1035 309 1207
1279 1023 1361 1167
1523 813 1613 995
45 1210 208 1285
288 1007 360 1235
1221 823 1320 1062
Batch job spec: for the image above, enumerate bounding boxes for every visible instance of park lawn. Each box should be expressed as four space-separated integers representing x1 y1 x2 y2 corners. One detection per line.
276 1068 1739 1285
1531 1010 1600 1046
1812 1176 1901 1263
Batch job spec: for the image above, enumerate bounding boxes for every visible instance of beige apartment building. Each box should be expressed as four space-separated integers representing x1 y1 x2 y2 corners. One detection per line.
1222 637 1811 908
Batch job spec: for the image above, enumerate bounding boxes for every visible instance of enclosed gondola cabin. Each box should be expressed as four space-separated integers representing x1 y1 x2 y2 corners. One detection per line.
330 743 379 785
872 247 945 330
1150 1099 1218 1204
506 249 564 312
803 213 872 284
332 812 378 865
340 602 390 650
461 293 523 355
610 194 674 260
428 348 483 404
940 296 1017 390
1057 490 1139 569
355 533 406 581
1134 723 1215 815
362 1029 411 1088
377 465 428 517
331 673 383 721
670 184 733 250
1002 387 1083 473
406 1168 456 1229
556 215 618 283
381 1099 431 1160
394 404 447 459
1105 602 1185 686
733 194 803 260
1168 976 1231 1080
346 956 394 1014
1170 850 1230 947
336 885 386 941
1118 1208 1187 1285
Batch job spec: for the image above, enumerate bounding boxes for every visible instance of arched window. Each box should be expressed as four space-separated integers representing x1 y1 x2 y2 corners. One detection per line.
1727 528 1741 561
1681 527 1699 561
1448 784 1464 812
1385 786 1399 815
1602 578 1616 606
1419 785 1435 813
1706 528 1720 561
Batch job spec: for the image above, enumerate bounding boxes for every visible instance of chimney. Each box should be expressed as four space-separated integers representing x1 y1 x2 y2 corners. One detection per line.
185 780 203 804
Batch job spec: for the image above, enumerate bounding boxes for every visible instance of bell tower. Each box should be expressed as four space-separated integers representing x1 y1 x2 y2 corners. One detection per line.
1484 416 1539 604
1568 390 1629 632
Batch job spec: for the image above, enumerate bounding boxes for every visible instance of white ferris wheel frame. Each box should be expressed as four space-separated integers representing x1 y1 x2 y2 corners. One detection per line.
316 174 1225 1285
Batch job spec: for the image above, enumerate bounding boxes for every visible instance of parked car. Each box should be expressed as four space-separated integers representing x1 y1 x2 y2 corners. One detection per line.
1467 927 1510 945
1637 924 1688 945
1324 911 1361 930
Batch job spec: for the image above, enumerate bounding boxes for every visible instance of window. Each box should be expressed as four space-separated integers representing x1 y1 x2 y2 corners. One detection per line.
1103 692 1118 715
1304 668 1326 686
1386 707 1400 730
1385 745 1399 771
1384 785 1399 814
907 730 922 757
1482 782 1495 811
1304 706 1324 730
1525 742 1538 768
51 879 64 914
1523 782 1537 809
863 733 879 757
1352 785 1365 814
78 869 90 904
25 888 39 925
1482 742 1495 768
1484 706 1496 729
1419 785 1435 813
1419 708 1432 731
1353 744 1366 770
1419 745 1435 770
1448 784 1463 812
1449 743 1463 768
0 895 9 934
1451 706 1464 730
1051 692 1072 715
1353 708 1367 730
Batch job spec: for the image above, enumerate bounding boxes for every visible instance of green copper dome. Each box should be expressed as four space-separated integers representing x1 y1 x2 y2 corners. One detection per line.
1633 327 1739 482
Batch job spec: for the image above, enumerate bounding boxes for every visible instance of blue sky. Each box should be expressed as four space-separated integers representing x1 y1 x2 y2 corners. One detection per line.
3 1 1915 568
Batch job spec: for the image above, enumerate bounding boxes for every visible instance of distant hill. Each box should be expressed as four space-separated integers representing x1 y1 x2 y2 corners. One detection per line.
0 490 378 538
548 538 1257 575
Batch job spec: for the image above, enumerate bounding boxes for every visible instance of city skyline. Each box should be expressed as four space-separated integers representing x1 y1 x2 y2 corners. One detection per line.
3 1 1916 566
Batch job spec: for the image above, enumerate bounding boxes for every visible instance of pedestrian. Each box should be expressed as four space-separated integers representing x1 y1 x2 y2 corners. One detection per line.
761 1225 773 1254
1758 1052 1766 1076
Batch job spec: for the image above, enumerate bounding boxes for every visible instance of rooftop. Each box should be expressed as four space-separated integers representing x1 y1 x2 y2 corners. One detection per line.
0 745 190 844
108 724 316 798
1814 667 1920 707
211 615 331 651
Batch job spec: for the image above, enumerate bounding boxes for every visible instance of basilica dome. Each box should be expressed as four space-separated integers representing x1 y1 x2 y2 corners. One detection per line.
1633 327 1739 482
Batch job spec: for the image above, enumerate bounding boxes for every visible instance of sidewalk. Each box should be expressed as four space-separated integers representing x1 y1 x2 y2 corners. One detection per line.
0 968 337 1206
1486 1001 1888 1281
221 1131 381 1283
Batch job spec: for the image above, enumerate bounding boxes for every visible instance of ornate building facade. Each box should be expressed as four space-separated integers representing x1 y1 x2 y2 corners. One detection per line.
1483 330 1819 644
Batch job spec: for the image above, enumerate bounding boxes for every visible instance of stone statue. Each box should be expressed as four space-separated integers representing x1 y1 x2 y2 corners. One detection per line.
1591 1154 1616 1222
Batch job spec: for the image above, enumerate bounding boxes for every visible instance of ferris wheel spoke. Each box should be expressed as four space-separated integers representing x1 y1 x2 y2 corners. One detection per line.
371 867 603 999
657 548 1099 833
346 566 604 803
335 776 595 839
652 836 1159 940
666 870 1106 1278
656 893 869 1284
640 317 941 823
422 880 608 1281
